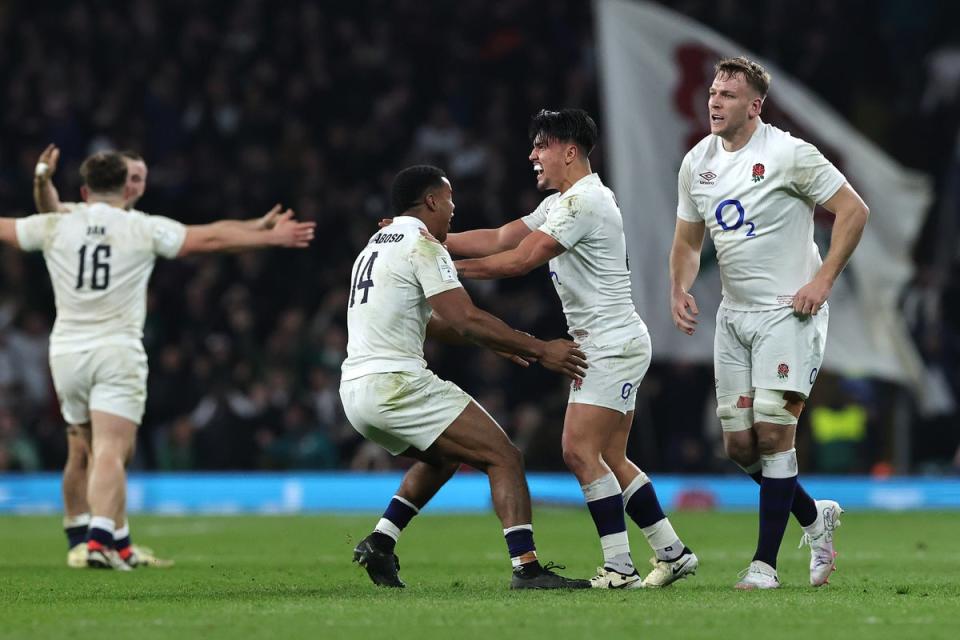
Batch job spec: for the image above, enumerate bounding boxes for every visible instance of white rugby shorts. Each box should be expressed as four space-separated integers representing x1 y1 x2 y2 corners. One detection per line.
49 344 149 425
567 332 651 414
714 305 828 399
339 369 473 455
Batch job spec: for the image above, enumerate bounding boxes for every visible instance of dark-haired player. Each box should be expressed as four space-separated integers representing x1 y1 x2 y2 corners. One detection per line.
670 57 867 589
448 109 697 589
344 165 590 590
3 150 314 569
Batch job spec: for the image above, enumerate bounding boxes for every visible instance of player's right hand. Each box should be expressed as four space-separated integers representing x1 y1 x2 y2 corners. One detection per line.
35 144 60 181
539 339 587 380
672 289 699 335
268 205 316 248
378 218 393 228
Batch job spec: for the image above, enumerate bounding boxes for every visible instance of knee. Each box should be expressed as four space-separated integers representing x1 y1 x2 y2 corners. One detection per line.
561 443 588 476
490 440 524 471
723 438 755 466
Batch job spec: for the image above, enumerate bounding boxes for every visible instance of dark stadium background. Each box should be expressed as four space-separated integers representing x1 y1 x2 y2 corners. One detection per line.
0 0 957 476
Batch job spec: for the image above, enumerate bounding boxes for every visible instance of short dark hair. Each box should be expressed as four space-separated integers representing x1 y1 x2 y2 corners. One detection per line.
528 108 598 155
390 165 447 215
715 56 771 97
119 149 144 162
79 151 128 193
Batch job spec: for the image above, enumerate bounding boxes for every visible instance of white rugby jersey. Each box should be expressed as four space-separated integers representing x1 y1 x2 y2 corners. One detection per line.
15 202 186 355
341 216 463 381
677 121 846 310
522 173 646 343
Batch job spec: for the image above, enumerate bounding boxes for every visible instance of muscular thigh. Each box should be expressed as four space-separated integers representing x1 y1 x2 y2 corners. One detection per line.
714 307 752 399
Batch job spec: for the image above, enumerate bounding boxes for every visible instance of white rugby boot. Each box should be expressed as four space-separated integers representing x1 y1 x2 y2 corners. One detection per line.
589 566 643 589
641 548 699 587
799 499 843 586
734 560 780 590
67 543 88 568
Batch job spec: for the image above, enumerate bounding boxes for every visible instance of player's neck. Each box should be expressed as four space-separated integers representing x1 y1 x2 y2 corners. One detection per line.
720 119 759 152
85 193 127 209
557 165 592 194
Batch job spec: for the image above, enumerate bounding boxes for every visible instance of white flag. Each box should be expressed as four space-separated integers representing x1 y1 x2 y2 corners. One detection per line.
595 0 932 387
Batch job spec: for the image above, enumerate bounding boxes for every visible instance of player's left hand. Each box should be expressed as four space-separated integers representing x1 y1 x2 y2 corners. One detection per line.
257 204 283 230
792 277 832 316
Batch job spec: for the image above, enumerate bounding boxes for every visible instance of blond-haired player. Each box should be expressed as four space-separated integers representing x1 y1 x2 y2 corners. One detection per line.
670 57 868 589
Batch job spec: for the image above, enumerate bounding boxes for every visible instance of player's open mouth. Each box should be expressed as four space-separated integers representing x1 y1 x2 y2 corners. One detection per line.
711 115 724 123
533 162 544 177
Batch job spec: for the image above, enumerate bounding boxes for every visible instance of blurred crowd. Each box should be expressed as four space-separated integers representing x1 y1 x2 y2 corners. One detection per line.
0 0 957 475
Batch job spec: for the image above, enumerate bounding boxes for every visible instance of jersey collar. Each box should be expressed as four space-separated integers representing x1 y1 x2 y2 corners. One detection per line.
391 215 427 230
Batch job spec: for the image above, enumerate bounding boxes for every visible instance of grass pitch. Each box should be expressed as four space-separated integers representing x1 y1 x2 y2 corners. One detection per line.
1 509 958 639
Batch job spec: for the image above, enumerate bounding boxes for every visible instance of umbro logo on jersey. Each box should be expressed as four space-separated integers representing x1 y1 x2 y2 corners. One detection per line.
698 170 717 185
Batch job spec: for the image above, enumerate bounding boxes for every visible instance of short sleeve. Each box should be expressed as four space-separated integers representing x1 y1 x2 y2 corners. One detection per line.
411 236 463 298
537 193 595 250
792 141 846 205
144 215 187 258
521 198 550 231
676 153 702 222
15 214 64 251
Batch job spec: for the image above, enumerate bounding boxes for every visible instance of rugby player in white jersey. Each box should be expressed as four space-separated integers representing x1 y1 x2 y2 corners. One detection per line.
2 150 315 570
669 57 869 589
33 144 202 568
343 165 590 590
443 109 697 589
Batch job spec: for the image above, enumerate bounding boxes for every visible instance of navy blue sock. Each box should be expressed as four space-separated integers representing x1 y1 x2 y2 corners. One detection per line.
587 494 629 537
504 525 537 567
749 471 817 528
66 525 88 549
88 527 114 548
624 482 666 528
383 497 418 529
372 496 420 553
753 475 797 569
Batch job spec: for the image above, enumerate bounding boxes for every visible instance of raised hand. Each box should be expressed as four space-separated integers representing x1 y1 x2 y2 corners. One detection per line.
268 206 316 248
672 289 699 335
35 144 60 181
539 339 587 380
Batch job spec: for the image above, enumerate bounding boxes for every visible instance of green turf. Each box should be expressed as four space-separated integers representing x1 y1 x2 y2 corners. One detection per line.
1 509 958 639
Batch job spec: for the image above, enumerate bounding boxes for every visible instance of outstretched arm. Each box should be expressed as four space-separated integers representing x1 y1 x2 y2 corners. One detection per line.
428 287 586 379
792 183 869 315
454 230 564 280
427 311 535 367
445 219 533 257
177 205 315 257
33 144 69 213
669 218 706 335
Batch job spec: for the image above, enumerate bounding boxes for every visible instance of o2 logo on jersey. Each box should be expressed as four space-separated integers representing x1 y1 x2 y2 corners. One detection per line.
714 199 756 238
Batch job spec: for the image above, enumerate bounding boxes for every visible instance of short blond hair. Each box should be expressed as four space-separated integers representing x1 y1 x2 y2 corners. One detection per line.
715 56 771 98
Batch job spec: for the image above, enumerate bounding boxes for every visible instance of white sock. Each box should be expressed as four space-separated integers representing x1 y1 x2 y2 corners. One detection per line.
641 519 683 561
114 522 130 541
89 516 115 535
63 513 90 528
582 473 634 573
374 518 401 542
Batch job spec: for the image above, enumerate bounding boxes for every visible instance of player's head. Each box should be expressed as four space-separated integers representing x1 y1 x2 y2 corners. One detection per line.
120 150 148 209
528 108 598 192
709 57 770 140
79 151 131 203
391 165 455 242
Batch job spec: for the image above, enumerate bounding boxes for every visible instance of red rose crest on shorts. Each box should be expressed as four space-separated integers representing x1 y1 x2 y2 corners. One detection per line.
752 163 765 182
572 378 583 391
777 363 789 379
